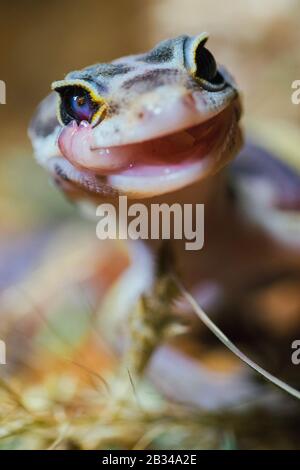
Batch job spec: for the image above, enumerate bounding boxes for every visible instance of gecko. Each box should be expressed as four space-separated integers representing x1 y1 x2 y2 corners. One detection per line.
29 34 300 408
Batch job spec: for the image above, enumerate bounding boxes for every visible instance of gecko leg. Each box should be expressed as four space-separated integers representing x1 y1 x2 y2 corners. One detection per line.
102 242 180 422
125 271 179 378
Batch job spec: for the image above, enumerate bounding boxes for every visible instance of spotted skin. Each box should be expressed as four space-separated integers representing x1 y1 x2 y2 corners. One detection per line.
56 38 235 132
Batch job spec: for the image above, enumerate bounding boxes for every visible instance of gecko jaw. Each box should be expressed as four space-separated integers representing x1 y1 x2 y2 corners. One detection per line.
54 100 241 198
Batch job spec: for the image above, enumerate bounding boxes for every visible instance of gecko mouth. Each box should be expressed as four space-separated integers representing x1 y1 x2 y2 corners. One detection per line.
52 100 241 198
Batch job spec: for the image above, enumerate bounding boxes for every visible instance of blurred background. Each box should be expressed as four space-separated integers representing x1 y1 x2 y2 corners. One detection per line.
0 0 300 450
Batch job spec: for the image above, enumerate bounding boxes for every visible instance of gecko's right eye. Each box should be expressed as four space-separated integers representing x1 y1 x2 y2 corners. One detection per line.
60 86 99 125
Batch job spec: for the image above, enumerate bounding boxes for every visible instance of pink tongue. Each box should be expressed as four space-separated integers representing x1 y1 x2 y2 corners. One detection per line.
58 120 79 158
58 120 134 173
58 119 215 175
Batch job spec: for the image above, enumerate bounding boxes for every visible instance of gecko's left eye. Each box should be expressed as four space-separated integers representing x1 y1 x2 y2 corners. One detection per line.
193 43 225 90
185 34 226 91
60 86 99 125
194 46 217 82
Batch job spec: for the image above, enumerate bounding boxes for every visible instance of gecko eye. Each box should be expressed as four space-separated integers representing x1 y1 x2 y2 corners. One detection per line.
186 34 226 90
194 46 217 82
60 86 99 124
52 81 108 127
194 43 225 89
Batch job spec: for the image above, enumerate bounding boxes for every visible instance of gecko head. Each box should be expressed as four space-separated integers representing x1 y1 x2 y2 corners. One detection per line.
29 34 242 199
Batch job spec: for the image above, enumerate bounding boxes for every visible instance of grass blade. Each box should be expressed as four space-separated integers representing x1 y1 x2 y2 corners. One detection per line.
174 276 300 400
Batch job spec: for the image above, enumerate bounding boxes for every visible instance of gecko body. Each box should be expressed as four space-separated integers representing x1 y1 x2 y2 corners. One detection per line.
29 34 300 408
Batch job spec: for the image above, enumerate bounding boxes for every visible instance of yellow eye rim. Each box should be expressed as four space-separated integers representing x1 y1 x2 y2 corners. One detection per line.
189 32 209 77
51 78 108 127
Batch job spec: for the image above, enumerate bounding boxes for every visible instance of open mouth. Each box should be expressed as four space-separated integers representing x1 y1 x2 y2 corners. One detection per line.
51 101 241 198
